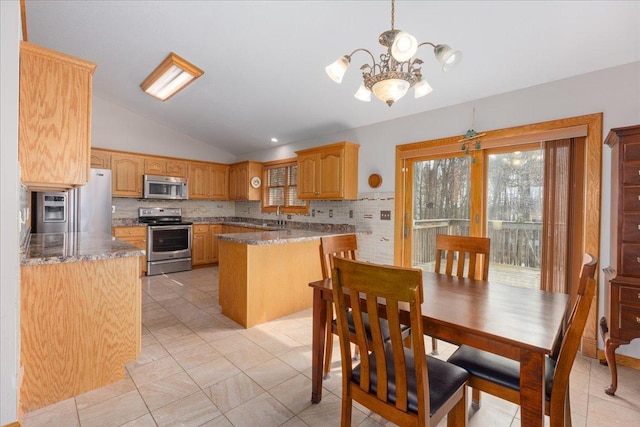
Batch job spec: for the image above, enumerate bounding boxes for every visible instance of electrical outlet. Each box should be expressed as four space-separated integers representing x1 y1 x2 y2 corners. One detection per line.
349 209 353 218
287 214 292 220
312 209 316 217
380 210 391 220
329 209 333 218
112 205 116 213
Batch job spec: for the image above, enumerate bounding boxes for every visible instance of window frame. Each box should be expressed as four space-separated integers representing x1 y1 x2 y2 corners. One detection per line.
261 158 309 215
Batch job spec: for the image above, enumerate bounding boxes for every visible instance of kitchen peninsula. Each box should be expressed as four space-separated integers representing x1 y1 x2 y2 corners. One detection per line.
217 229 331 328
20 232 144 412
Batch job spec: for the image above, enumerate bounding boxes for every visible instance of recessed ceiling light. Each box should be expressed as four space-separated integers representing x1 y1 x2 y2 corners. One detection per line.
140 52 204 101
270 137 279 143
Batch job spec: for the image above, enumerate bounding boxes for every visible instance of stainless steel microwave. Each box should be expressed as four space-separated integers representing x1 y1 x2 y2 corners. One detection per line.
143 175 189 200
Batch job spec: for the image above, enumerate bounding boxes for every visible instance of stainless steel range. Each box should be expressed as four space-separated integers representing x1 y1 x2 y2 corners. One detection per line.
139 207 192 276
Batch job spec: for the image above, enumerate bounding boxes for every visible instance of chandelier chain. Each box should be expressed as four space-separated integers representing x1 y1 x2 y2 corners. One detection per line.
391 0 395 30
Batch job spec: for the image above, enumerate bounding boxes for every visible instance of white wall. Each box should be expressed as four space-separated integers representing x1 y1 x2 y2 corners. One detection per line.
240 62 640 357
1 1 21 424
92 96 237 164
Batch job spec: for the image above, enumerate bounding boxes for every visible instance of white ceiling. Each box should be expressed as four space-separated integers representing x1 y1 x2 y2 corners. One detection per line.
25 1 640 156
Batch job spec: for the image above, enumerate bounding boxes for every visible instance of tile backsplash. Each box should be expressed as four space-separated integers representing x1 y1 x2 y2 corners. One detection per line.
112 192 395 264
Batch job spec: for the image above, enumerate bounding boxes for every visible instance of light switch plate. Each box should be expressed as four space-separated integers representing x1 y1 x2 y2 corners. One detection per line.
380 210 391 220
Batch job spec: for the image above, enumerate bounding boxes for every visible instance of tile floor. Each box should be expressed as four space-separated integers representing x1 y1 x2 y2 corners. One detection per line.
22 267 640 427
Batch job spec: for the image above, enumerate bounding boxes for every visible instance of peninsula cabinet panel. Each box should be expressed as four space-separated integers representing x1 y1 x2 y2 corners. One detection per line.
20 257 141 412
111 153 144 197
19 42 96 190
296 141 359 200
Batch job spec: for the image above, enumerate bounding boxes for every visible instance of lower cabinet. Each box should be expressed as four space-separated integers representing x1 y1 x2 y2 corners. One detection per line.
192 224 211 266
113 226 147 275
192 224 266 267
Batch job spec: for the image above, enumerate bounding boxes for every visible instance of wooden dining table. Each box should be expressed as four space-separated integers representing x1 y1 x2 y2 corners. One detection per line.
309 271 570 427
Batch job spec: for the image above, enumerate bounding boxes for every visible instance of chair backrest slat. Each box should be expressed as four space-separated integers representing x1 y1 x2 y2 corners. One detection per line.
435 234 490 280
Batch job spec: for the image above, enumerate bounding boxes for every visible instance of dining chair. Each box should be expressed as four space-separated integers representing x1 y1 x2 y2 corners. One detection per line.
447 253 598 426
431 234 490 355
319 234 410 378
331 256 469 427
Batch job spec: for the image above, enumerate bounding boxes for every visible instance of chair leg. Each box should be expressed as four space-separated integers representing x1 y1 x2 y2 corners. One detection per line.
341 391 353 427
471 388 481 410
447 387 467 427
323 302 334 379
431 337 439 355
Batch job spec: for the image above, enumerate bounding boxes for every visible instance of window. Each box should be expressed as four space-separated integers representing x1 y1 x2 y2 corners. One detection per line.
262 159 309 214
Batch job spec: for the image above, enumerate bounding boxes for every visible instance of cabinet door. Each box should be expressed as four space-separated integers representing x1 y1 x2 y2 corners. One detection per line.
210 225 222 263
166 160 188 178
113 226 147 274
91 150 111 169
318 148 344 198
229 166 241 200
111 154 144 197
188 163 210 199
192 227 209 265
209 164 229 200
297 153 318 198
19 42 96 189
144 158 166 175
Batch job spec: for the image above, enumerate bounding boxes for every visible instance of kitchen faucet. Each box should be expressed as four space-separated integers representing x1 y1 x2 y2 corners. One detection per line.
276 205 285 227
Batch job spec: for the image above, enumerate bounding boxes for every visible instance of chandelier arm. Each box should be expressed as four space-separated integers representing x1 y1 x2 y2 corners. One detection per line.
417 41 437 49
346 48 378 66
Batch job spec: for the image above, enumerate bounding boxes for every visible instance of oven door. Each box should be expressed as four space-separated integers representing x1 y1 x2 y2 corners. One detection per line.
147 225 192 261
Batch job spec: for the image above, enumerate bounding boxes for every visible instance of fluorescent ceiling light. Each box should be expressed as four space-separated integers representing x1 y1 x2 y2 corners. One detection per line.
140 52 204 101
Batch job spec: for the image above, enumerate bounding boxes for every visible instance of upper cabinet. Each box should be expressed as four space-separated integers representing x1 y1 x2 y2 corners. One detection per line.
111 153 144 197
144 158 187 177
188 162 229 200
90 149 111 169
19 42 97 190
296 141 359 200
229 161 263 201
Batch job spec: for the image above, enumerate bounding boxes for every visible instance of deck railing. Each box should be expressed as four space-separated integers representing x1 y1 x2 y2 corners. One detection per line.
412 219 542 268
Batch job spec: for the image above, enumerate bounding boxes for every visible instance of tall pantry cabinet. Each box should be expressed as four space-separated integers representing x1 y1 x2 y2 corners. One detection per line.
18 42 96 190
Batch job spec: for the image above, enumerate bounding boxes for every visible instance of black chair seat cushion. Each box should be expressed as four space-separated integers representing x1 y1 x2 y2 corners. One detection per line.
332 311 411 342
447 344 556 401
352 344 469 416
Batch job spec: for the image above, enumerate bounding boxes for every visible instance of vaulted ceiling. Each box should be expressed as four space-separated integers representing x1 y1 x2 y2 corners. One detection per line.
25 1 640 155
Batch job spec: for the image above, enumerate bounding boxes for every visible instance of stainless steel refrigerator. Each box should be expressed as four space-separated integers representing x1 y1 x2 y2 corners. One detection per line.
32 168 113 234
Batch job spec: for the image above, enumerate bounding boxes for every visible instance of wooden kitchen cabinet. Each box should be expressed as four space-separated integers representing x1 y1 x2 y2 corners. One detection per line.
601 124 640 395
229 161 263 201
144 157 188 177
192 224 211 266
111 153 144 197
19 42 97 190
188 162 229 200
113 226 147 274
210 224 222 263
296 141 359 200
90 149 111 169
20 256 140 411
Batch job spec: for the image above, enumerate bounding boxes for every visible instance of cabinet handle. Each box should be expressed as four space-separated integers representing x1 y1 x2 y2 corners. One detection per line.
637 292 640 299
637 317 640 324
637 257 640 263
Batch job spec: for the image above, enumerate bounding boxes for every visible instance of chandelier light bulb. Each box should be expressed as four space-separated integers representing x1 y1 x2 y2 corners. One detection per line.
390 31 418 62
434 44 463 72
325 56 350 83
414 78 433 98
354 84 372 102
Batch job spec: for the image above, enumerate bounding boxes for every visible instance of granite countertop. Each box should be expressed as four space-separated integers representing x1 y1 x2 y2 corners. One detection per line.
215 229 343 245
22 232 145 266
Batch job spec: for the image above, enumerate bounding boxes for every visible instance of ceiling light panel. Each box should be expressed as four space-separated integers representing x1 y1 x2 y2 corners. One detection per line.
140 52 204 101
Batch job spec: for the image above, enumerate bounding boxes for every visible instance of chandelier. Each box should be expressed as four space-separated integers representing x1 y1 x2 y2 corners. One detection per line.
325 0 462 107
